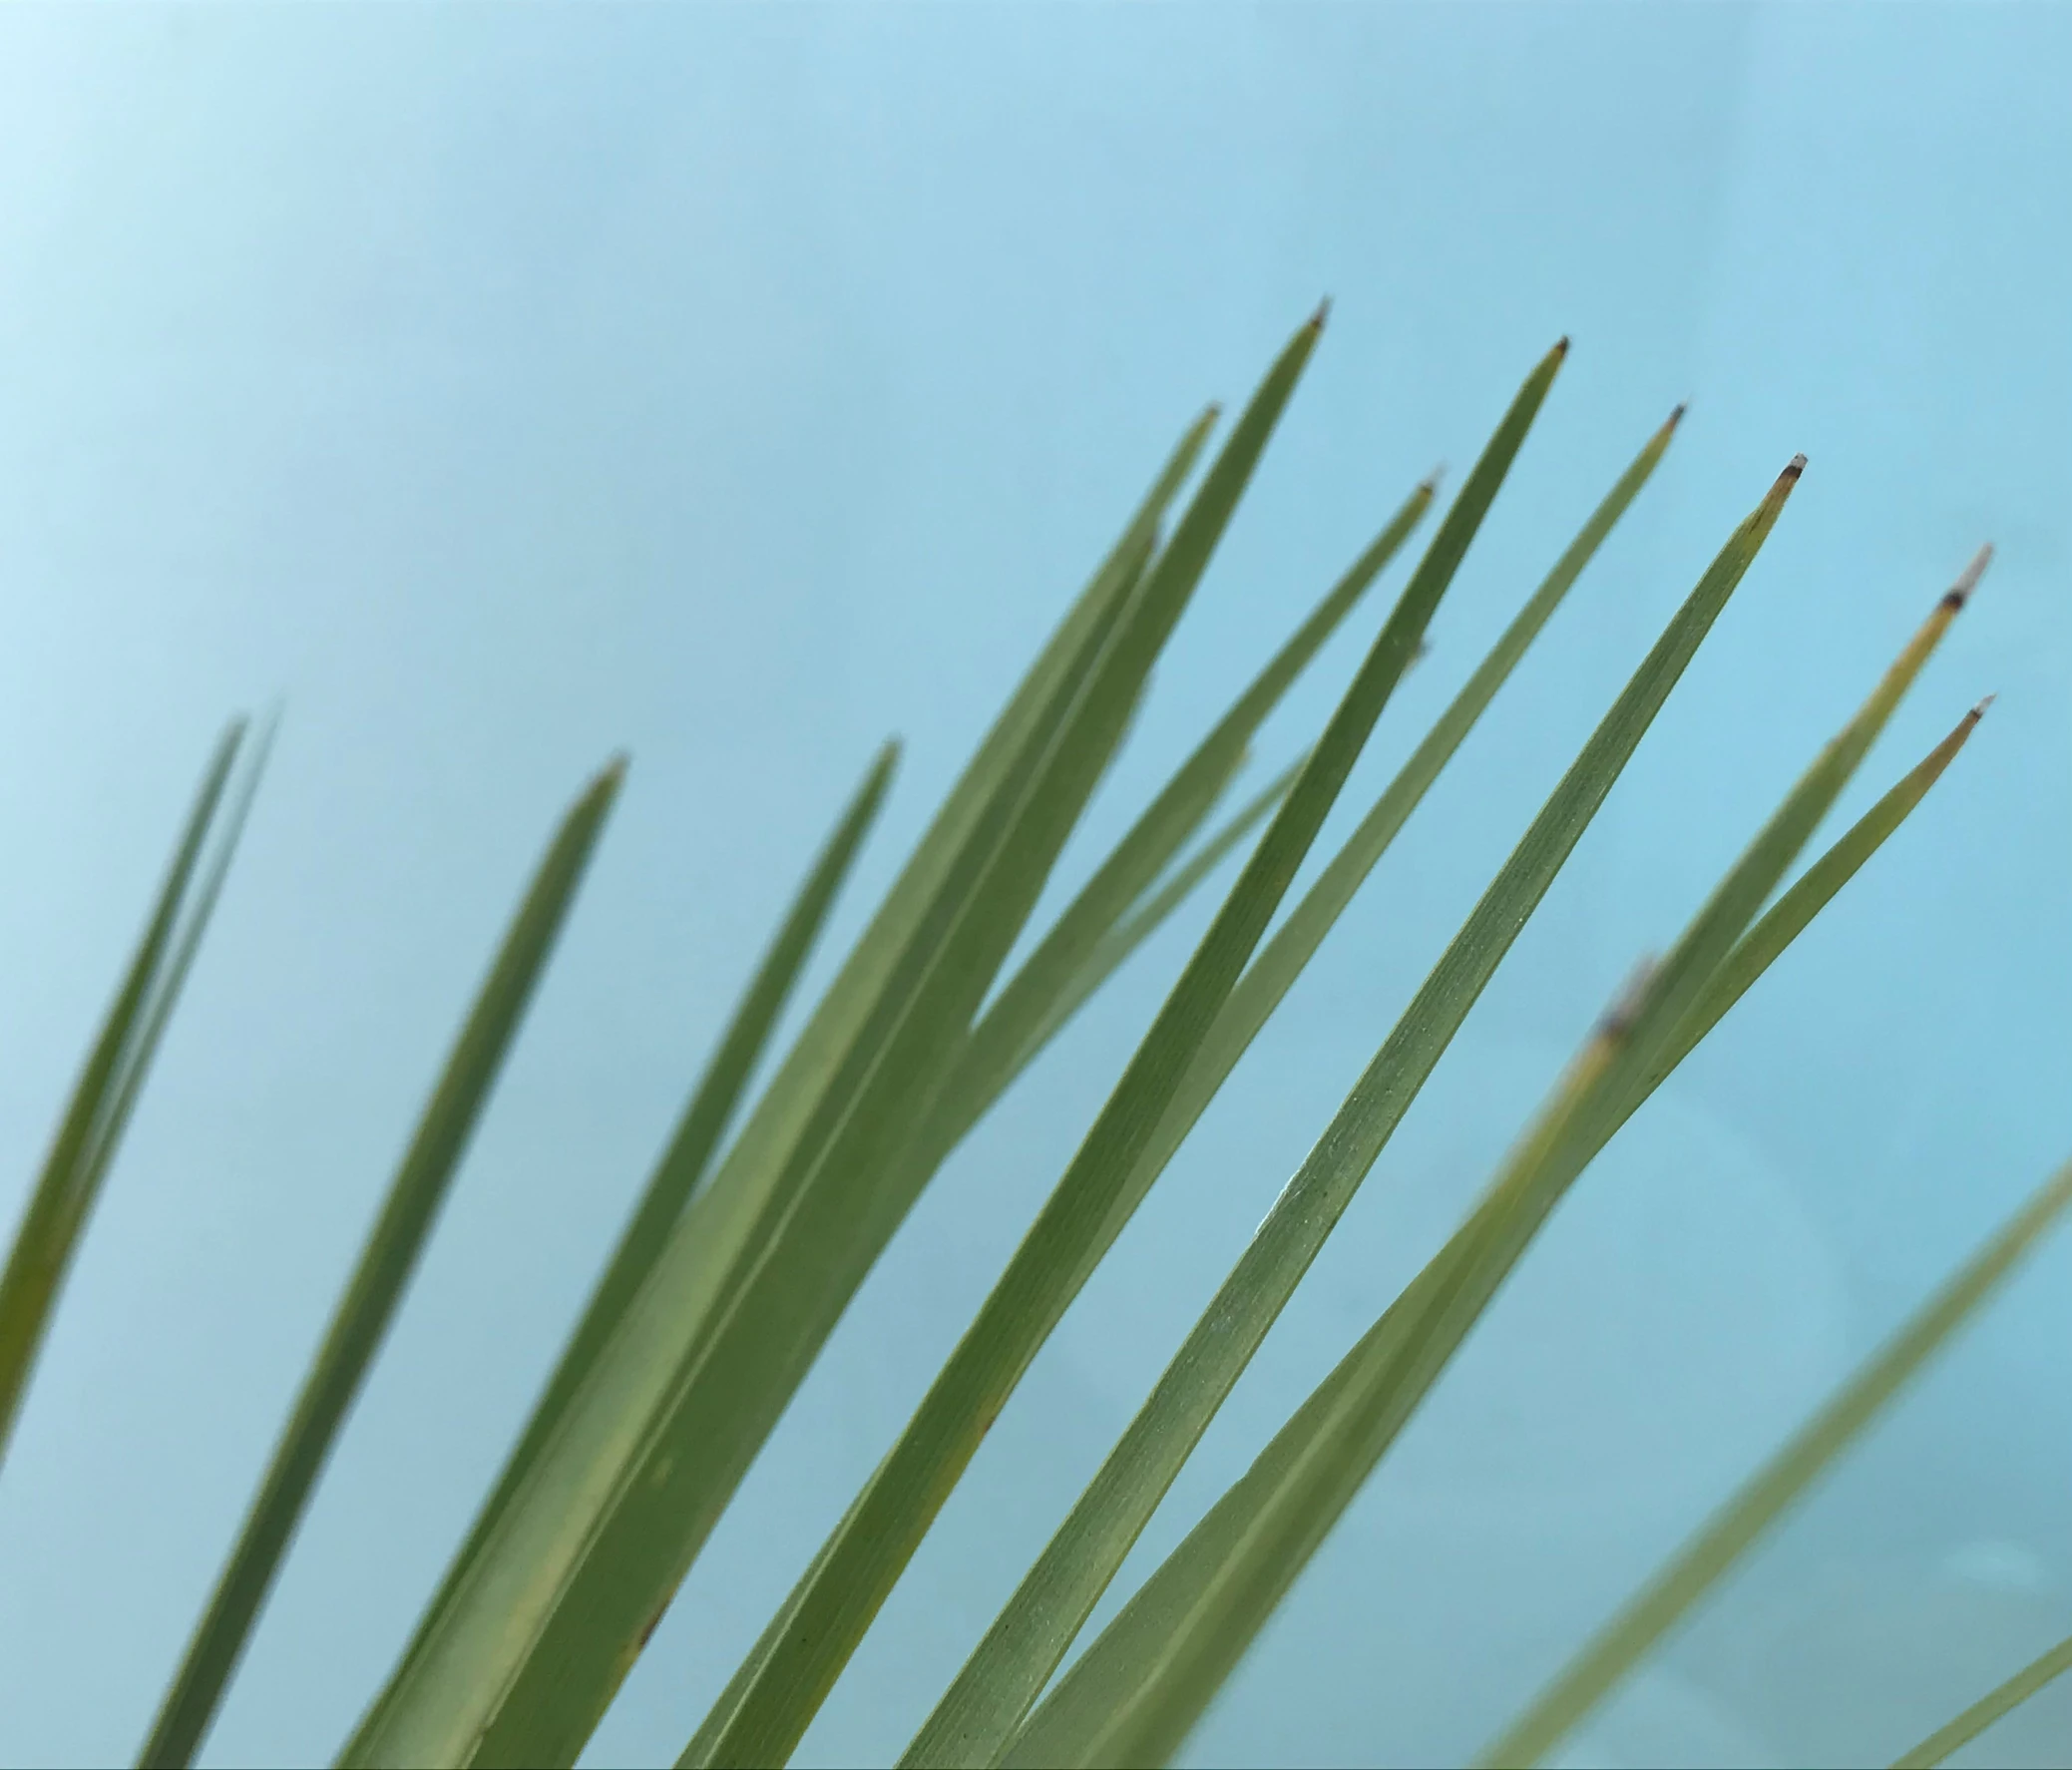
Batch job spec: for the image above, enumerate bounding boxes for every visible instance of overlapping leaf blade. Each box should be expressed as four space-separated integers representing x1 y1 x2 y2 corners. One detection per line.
1009 541 1986 1768
343 740 899 1758
0 719 259 1468
999 701 1985 1770
1056 400 1692 1299
689 339 1568 1768
142 756 625 1768
349 314 1326 1770
913 471 1441 1175
343 394 1217 1770
911 423 1785 1768
1479 1145 2072 1768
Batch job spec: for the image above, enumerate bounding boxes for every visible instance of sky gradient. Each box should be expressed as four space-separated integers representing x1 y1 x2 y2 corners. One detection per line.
1 6 2069 1766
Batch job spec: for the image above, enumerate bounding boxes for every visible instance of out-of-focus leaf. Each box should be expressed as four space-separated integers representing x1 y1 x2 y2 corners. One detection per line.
1889 1628 2072 1769
0 720 256 1467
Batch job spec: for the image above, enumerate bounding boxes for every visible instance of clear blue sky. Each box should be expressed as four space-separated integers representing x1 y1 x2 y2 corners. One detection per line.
1 6 2068 1766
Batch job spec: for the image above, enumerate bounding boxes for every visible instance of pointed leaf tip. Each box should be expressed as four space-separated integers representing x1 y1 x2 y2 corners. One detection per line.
1308 297 1332 330
1420 464 1447 496
1945 543 1993 609
1972 692 1997 718
1668 402 1688 428
1553 335 1571 357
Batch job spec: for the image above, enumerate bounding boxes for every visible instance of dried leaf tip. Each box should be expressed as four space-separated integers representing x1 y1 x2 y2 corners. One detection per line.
1553 335 1571 358
1970 692 1998 720
1420 464 1447 497
1667 402 1689 429
1943 543 1994 610
1307 296 1333 332
1762 453 1809 503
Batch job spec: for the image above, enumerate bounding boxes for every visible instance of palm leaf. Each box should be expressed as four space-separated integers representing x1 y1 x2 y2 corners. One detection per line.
341 739 898 1757
1059 399 1690 1295
916 428 1792 1769
0 719 257 1467
1479 1147 2072 1769
1004 504 1982 1770
140 755 625 1768
346 314 1324 1770
687 339 1567 1768
914 469 1440 1174
1888 1628 2072 1769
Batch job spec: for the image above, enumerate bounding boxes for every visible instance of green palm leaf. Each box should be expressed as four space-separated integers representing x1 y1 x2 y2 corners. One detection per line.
914 469 1441 1174
141 755 625 1768
688 338 1567 1769
925 436 1793 1769
347 313 1325 1770
342 739 899 1758
1889 1628 2072 1769
0 718 262 1468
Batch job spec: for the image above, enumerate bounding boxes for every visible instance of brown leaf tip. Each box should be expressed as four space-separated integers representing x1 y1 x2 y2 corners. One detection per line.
1784 453 1808 479
1970 692 1997 720
1420 464 1447 497
1943 543 1994 610
1308 296 1332 332
1553 335 1571 358
1667 402 1689 429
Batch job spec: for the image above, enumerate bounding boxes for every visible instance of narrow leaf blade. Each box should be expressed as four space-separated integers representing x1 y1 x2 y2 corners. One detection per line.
1889 1629 2072 1769
141 756 624 1769
694 338 1567 1768
0 720 248 1466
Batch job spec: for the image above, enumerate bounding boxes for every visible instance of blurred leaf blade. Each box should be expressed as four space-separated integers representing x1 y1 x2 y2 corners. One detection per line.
691 338 1567 1769
141 755 625 1770
1889 1628 2072 1769
1479 1155 2072 1769
0 718 250 1468
913 418 1813 1769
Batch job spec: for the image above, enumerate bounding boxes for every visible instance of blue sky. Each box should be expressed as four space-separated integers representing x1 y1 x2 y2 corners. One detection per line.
0 6 2069 1766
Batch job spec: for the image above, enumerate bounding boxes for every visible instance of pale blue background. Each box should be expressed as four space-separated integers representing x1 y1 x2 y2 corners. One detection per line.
0 5 2068 1766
